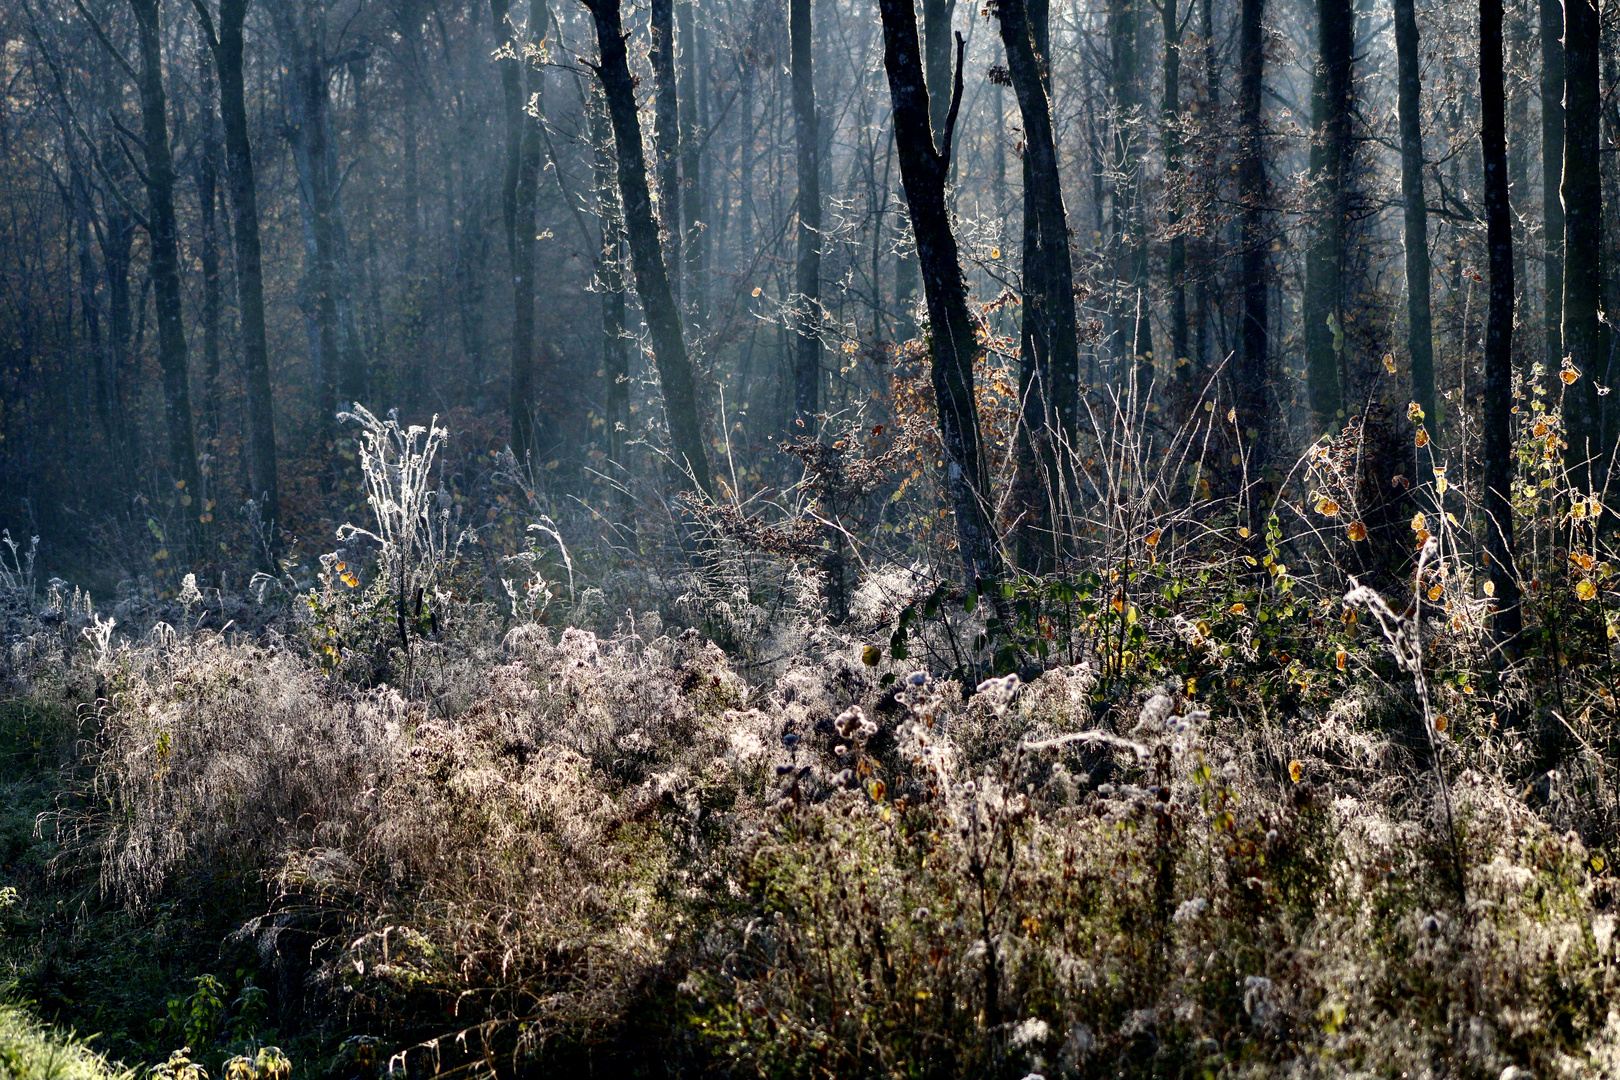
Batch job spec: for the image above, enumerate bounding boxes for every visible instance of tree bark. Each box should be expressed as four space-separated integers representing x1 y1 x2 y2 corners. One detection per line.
195 48 223 453
586 0 713 497
680 1 708 326
1480 0 1522 642
651 0 682 299
1561 0 1608 486
195 0 279 532
129 0 202 503
876 8 1002 585
1000 0 1078 571
271 0 366 431
1542 0 1564 377
1392 0 1436 443
1302 0 1354 432
1163 0 1187 382
791 0 823 426
921 0 956 144
1236 0 1269 478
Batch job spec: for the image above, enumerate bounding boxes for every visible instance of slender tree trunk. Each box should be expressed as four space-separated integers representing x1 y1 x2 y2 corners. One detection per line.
129 0 202 503
1481 0 1522 642
1001 0 1078 571
196 0 279 533
1303 0 1354 432
1393 0 1436 440
587 0 713 497
680 1 708 326
1562 0 1608 485
651 0 682 299
922 0 956 143
876 8 1002 585
591 86 634 531
1163 0 1187 382
272 1 365 430
791 0 822 425
1193 0 1218 375
1542 0 1564 376
1236 0 1269 478
195 47 223 453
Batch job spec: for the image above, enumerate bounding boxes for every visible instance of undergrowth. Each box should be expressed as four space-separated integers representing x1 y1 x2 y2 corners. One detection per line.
2 388 1619 1077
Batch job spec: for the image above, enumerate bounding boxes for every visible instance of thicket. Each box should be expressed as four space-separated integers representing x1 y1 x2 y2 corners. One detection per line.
2 393 1620 1079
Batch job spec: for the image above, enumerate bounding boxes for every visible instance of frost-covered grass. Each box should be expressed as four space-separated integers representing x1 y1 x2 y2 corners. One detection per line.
4 587 1616 1077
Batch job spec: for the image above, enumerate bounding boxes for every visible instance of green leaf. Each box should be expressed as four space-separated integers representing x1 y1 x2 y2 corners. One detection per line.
964 590 978 614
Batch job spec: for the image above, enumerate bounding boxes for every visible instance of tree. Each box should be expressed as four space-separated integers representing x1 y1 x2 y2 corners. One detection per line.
490 0 546 463
1162 0 1188 382
1561 0 1607 487
998 0 1078 570
1392 0 1435 440
1480 0 1521 642
875 5 1001 585
1236 0 1270 480
127 0 202 501
269 0 367 431
585 0 714 497
791 0 822 425
1302 0 1354 432
1540 0 1563 378
194 0 279 537
651 0 681 296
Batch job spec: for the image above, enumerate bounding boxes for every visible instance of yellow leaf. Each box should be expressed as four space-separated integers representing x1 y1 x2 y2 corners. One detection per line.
153 548 169 561
1562 366 1581 384
1407 401 1425 422
1411 512 1427 532
1229 602 1247 615
1415 428 1430 448
1577 580 1598 601
869 779 886 801
1433 715 1449 733
1289 760 1304 783
1483 580 1495 597
1145 528 1162 548
862 645 882 666
1335 649 1347 671
1347 521 1367 541
1238 527 1251 539
1316 497 1341 517
1382 353 1397 374
1428 583 1443 601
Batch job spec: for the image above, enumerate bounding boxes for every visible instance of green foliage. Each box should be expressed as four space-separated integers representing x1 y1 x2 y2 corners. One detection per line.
0 998 133 1080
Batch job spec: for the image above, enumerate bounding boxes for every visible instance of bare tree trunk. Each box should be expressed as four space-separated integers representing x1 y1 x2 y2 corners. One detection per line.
876 6 1002 585
921 0 956 142
586 0 713 497
195 45 223 453
129 0 201 502
1562 0 1608 486
591 88 632 522
651 0 682 300
1163 0 1187 382
791 0 822 425
1480 0 1522 643
1302 0 1354 432
1542 0 1564 376
1000 0 1077 571
1236 0 1269 480
271 0 366 434
1393 0 1437 440
680 1 708 326
196 0 279 534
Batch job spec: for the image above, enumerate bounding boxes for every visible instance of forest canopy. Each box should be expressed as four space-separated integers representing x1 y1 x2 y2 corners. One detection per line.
2 0 1620 1074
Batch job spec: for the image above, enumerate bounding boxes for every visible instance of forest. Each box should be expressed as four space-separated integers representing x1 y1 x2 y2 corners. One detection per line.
2 0 1620 1072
